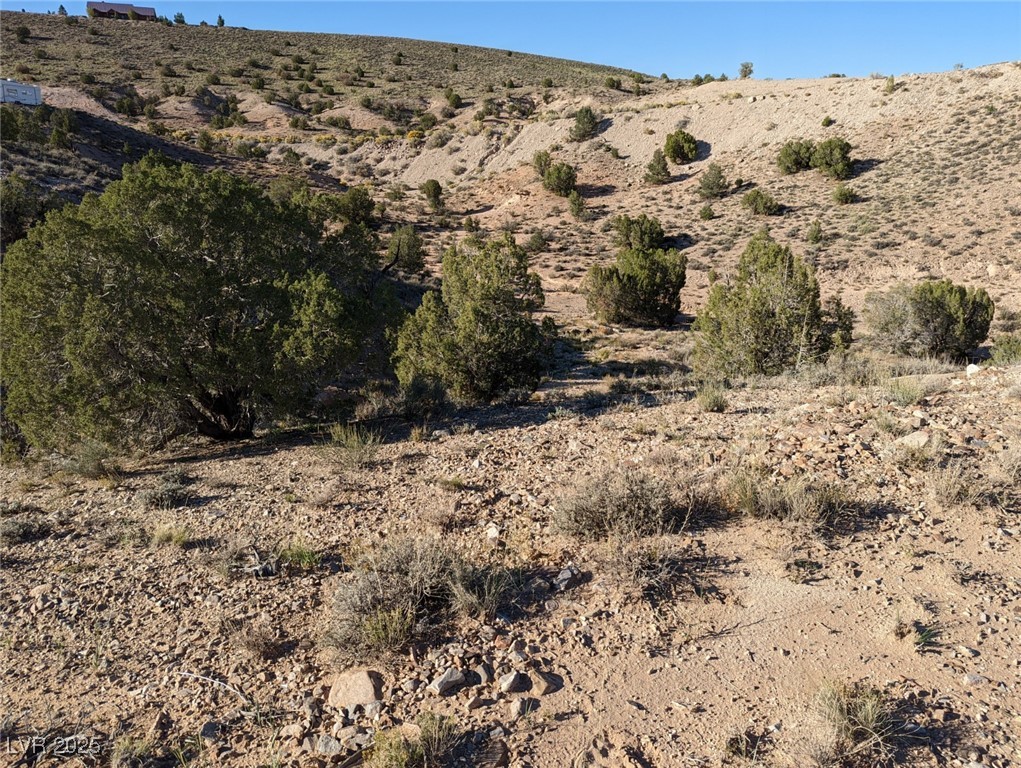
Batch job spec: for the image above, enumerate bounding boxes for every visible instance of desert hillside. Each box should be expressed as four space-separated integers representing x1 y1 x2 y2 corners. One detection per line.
1 10 1020 768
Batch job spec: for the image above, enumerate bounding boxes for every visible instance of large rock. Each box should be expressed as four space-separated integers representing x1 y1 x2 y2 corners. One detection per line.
326 668 384 712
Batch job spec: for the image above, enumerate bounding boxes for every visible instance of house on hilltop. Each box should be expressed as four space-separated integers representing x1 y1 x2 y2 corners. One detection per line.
85 2 157 20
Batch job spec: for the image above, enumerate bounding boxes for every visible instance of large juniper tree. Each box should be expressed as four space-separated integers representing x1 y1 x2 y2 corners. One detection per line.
1 155 388 449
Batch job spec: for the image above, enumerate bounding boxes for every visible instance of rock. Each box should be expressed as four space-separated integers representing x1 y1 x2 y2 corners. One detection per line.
553 565 581 591
466 695 485 711
475 662 494 685
499 671 529 693
428 667 466 696
957 645 979 658
200 721 220 743
363 700 383 719
533 671 558 696
966 364 981 377
333 725 360 745
476 738 510 768
485 523 502 548
316 734 344 756
146 709 173 743
326 669 384 712
29 583 53 599
962 673 989 687
279 722 305 740
508 698 529 719
896 431 930 449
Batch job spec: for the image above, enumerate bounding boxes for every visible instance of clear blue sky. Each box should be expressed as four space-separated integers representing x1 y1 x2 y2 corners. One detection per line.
7 1 1020 79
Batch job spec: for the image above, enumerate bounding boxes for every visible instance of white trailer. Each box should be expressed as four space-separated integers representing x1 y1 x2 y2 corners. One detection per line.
0 79 43 106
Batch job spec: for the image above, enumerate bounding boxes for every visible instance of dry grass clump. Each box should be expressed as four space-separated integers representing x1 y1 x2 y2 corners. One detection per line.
322 423 381 469
367 727 425 767
0 516 50 546
139 468 190 509
603 534 692 601
891 432 944 470
324 537 514 657
882 376 935 407
696 383 728 412
367 714 461 767
276 540 322 569
0 500 50 545
109 736 156 768
150 523 191 548
554 467 678 540
64 439 121 480
924 459 990 508
725 471 855 532
815 681 900 766
226 617 280 660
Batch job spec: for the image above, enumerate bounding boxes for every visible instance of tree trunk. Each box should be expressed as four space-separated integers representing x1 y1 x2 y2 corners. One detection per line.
183 389 256 440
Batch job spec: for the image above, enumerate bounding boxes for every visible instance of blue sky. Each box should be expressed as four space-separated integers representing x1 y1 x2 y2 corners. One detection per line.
7 1 1020 79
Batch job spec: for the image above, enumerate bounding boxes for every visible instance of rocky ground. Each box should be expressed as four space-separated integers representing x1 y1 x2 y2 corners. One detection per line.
2 360 1018 767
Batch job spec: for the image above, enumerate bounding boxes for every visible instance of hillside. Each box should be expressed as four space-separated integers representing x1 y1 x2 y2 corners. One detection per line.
1 10 1020 768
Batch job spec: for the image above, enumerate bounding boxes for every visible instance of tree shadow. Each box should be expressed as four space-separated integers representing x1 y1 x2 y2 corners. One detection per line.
577 182 617 198
695 139 713 160
851 157 883 178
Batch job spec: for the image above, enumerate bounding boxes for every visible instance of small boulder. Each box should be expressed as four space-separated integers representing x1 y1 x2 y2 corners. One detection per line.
326 669 384 712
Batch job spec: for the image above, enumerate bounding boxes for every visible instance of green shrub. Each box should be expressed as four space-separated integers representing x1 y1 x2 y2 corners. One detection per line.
542 162 577 196
644 149 670 184
0 173 44 249
694 230 834 377
1 157 380 448
698 163 728 199
15 25 30 43
611 213 664 250
532 149 552 178
991 333 1021 365
569 106 599 141
568 190 587 219
806 219 823 243
741 188 781 216
864 280 994 360
604 76 622 90
822 295 855 351
832 183 858 204
699 204 715 221
822 116 835 127
777 139 815 174
585 247 687 326
664 129 697 164
811 137 854 179
394 233 552 403
385 225 425 274
420 179 442 211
